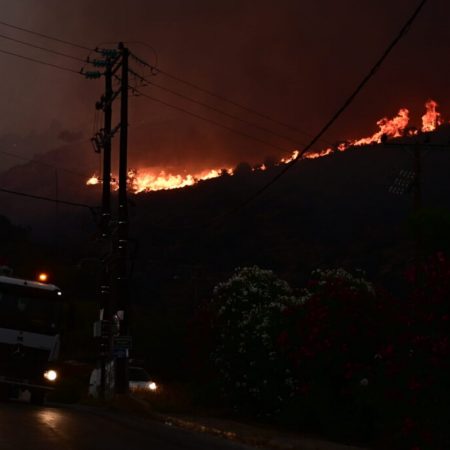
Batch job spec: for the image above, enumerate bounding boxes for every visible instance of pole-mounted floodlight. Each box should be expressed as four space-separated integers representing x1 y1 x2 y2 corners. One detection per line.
388 169 416 195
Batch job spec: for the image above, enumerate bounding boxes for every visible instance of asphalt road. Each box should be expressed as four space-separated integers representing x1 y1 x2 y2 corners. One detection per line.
0 401 253 450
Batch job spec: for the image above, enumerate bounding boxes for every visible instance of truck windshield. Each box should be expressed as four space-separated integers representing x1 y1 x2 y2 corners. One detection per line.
0 288 61 335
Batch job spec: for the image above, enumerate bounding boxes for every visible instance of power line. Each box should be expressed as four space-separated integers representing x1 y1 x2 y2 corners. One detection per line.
129 68 309 148
0 19 92 52
0 19 324 148
212 0 430 222
0 148 94 180
0 32 86 63
130 51 319 141
0 7 429 224
0 47 81 74
0 18 317 144
0 186 96 211
131 86 291 154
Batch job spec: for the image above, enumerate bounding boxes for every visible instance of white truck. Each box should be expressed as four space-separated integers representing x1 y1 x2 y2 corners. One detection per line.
0 274 62 404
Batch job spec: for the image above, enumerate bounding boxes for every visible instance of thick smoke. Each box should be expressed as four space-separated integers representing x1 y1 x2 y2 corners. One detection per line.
1 0 450 173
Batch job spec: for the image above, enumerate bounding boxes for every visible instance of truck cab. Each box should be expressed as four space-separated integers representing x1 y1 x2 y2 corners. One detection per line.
0 275 62 404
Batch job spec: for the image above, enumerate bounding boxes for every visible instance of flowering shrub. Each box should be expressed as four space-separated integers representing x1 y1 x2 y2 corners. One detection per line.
374 253 450 449
280 261 450 448
192 261 449 447
210 266 299 413
279 268 387 440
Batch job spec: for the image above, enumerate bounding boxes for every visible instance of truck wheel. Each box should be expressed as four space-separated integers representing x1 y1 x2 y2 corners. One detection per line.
30 389 46 405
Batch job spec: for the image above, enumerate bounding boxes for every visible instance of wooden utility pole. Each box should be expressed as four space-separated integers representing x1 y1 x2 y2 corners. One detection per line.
98 58 113 400
101 61 113 238
386 134 450 269
413 142 422 212
86 49 122 399
86 44 132 396
115 42 130 394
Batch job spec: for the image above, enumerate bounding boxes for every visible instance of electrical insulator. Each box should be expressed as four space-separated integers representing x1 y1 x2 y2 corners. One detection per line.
97 48 119 58
83 71 102 79
87 58 109 68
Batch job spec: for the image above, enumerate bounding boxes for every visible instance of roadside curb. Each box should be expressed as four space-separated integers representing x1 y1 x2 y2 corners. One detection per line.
126 395 367 450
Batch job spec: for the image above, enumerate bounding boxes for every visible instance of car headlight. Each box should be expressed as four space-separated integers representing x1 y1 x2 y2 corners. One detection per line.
44 370 58 382
148 382 157 391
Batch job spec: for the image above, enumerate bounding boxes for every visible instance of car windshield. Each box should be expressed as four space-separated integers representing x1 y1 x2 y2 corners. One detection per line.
129 367 150 381
0 286 61 335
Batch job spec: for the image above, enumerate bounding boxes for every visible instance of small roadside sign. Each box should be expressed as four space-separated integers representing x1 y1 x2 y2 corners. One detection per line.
113 348 128 358
113 335 132 350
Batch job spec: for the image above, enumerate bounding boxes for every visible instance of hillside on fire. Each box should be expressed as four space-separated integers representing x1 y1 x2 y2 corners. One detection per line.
1 119 450 297
128 127 450 296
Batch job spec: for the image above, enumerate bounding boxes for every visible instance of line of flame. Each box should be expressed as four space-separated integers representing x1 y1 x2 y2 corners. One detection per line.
86 99 444 193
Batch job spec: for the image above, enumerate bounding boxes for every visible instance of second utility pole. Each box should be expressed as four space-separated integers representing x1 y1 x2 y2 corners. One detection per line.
98 55 115 400
115 42 130 394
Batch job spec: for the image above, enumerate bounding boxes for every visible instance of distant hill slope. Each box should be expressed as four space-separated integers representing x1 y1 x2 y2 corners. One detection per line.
1 128 450 296
0 139 98 242
127 137 450 291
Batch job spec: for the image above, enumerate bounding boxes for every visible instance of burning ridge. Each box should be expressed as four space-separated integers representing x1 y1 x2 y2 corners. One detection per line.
86 99 444 194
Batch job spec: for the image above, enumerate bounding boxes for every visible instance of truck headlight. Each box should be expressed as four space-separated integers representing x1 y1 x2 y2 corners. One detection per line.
44 370 58 382
148 382 157 391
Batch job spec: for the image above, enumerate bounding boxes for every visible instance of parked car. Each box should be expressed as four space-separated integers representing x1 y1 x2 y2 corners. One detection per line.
128 366 157 392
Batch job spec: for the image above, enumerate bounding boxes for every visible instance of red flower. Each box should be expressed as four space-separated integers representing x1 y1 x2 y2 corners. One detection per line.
408 378 422 391
381 344 394 357
286 306 298 317
344 370 353 380
277 331 289 347
405 267 416 283
436 251 445 263
401 417 415 434
298 383 310 395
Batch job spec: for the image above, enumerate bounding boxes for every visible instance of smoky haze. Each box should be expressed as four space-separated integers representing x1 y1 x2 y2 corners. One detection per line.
0 0 450 174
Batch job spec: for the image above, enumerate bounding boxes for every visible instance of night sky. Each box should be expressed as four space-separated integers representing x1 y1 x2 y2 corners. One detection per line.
1 0 449 173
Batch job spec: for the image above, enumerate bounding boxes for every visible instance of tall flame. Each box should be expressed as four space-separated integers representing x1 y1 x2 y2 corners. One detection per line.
86 99 445 194
351 108 410 146
421 99 443 132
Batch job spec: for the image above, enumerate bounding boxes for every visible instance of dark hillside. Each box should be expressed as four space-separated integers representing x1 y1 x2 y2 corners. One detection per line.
1 128 450 301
